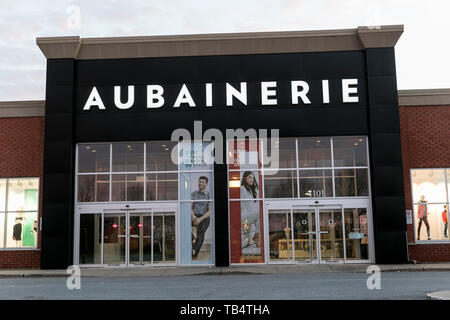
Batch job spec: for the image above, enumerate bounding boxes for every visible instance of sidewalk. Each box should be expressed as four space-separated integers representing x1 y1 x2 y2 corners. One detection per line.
1 263 450 278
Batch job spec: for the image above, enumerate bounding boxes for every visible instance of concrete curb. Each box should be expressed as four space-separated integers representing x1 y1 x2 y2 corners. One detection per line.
427 291 450 300
1 264 450 278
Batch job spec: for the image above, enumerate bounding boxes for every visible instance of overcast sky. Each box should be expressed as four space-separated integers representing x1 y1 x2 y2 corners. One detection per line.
1 0 449 101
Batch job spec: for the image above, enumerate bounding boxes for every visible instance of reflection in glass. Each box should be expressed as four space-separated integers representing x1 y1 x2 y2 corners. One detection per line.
298 137 332 168
111 174 144 201
334 169 369 197
293 210 317 261
264 170 297 198
6 211 38 248
112 143 144 172
299 169 332 198
146 141 178 171
411 169 446 204
268 210 292 260
78 144 110 173
263 138 296 169
344 208 369 260
146 173 178 201
78 175 109 202
103 215 126 265
333 137 367 167
318 209 344 261
7 178 39 211
153 213 176 263
79 214 102 264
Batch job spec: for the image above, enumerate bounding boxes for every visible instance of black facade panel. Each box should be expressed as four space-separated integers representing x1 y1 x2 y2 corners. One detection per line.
214 162 229 267
46 59 75 86
45 86 75 114
367 75 399 105
374 230 408 264
365 48 396 76
370 133 403 166
372 196 406 231
74 107 368 143
366 47 407 264
368 104 401 134
41 59 76 269
370 167 405 197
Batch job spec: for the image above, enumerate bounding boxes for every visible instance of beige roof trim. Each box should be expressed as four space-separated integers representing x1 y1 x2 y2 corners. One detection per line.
0 101 45 118
398 89 450 106
36 25 403 60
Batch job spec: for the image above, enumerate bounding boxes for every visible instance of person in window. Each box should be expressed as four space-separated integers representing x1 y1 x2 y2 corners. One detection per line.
240 171 260 253
417 195 431 240
442 205 448 238
191 176 211 259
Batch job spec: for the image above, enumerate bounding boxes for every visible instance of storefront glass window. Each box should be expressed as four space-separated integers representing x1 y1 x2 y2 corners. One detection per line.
146 141 178 171
263 138 296 169
111 174 144 201
112 143 144 172
411 168 450 241
78 144 110 173
229 200 264 264
299 169 333 198
298 137 332 168
77 141 180 202
335 169 369 197
333 137 367 167
264 170 298 198
344 208 369 260
78 175 110 202
227 136 369 264
178 141 215 265
146 173 178 201
0 178 39 249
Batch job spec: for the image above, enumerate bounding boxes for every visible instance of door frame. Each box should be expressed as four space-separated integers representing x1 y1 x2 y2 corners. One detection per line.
264 198 374 264
74 202 178 267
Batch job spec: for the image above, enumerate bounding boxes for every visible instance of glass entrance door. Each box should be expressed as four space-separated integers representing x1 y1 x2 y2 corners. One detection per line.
80 206 177 267
103 213 126 265
317 208 344 262
292 209 317 262
128 213 152 265
267 205 350 264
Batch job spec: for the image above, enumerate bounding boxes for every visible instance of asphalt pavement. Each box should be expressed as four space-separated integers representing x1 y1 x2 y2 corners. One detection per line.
1 271 450 300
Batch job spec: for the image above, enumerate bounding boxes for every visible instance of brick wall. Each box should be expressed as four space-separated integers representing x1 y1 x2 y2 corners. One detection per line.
400 105 450 262
0 117 44 268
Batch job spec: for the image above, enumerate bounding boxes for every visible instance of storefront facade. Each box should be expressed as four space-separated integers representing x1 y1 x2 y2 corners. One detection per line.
6 24 448 269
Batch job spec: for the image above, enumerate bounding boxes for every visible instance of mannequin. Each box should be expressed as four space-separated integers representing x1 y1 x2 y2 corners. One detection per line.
417 195 431 240
12 217 24 247
442 205 448 238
